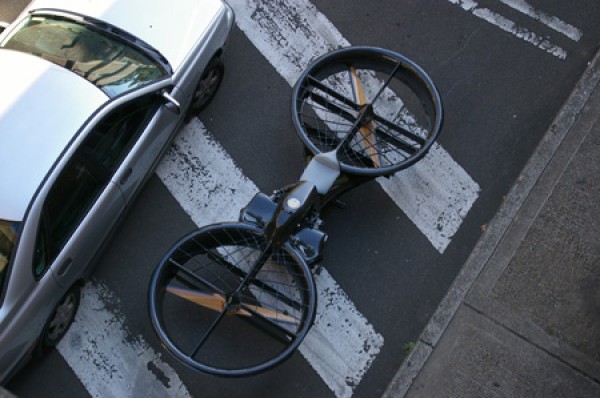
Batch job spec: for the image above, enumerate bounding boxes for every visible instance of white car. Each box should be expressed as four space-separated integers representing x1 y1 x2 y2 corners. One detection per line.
0 0 234 383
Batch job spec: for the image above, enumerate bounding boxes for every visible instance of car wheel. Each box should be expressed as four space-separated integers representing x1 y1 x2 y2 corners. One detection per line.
42 285 81 348
187 57 224 119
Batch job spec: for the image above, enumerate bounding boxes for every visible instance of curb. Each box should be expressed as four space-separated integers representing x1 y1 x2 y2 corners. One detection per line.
382 48 600 398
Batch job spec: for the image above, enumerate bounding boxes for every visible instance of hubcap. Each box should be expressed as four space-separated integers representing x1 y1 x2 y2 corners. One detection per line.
47 293 76 340
193 69 221 108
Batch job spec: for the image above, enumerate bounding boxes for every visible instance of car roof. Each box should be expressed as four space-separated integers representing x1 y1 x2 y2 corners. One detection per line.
0 50 108 222
27 0 226 71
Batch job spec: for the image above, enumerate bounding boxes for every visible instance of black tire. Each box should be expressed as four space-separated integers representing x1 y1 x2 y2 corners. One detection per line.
42 285 80 348
186 57 225 119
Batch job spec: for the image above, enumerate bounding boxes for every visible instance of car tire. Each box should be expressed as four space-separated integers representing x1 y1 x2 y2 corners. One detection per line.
41 285 81 348
186 57 224 120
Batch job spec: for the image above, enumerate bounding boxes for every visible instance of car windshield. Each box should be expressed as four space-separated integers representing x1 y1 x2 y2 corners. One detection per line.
0 220 19 292
0 14 167 97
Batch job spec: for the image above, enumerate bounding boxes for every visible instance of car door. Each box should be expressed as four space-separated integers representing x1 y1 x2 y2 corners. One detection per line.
40 91 171 287
112 87 183 205
41 146 124 288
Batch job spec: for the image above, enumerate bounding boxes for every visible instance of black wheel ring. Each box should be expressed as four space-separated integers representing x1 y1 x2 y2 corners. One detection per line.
148 222 317 377
291 46 443 177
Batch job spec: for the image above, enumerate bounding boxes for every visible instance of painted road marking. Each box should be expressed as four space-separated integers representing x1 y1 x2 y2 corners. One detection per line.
306 268 383 398
497 0 582 41
157 119 383 398
58 282 191 398
448 0 583 60
229 0 480 253
156 118 257 226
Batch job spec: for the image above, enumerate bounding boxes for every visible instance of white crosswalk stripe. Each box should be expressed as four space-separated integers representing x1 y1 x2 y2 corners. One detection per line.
58 282 192 398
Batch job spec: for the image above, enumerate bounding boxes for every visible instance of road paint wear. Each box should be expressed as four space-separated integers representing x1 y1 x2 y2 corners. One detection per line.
497 0 582 41
58 282 192 398
447 0 583 60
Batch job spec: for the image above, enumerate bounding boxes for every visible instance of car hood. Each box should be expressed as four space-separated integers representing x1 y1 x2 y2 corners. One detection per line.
27 0 227 71
0 50 107 222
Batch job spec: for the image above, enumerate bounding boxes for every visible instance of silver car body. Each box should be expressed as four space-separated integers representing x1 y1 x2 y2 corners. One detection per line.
0 0 234 383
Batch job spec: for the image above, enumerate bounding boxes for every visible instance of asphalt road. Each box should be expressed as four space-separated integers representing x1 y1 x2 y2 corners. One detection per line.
2 1 599 397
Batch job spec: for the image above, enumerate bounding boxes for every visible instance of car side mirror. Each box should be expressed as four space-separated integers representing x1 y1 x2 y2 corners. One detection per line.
161 91 181 115
0 22 9 34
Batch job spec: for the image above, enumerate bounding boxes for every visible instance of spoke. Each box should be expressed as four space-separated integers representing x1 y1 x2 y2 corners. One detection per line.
300 112 353 130
190 305 229 358
368 60 403 105
373 113 427 146
305 75 360 111
238 304 298 344
374 125 419 156
337 137 379 168
237 303 300 326
168 257 227 296
207 249 306 312
306 91 358 124
230 245 273 299
303 124 340 149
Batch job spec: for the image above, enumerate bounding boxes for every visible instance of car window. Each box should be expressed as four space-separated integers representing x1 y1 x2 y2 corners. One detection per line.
84 94 162 173
42 152 106 268
33 217 47 278
0 14 167 97
0 220 19 291
34 94 162 274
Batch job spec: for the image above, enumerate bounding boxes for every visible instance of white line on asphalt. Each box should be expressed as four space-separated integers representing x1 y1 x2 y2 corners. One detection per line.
497 0 583 41
377 143 479 252
305 268 384 398
473 8 567 59
156 118 258 225
157 119 384 398
58 282 191 398
448 0 581 59
228 0 480 253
